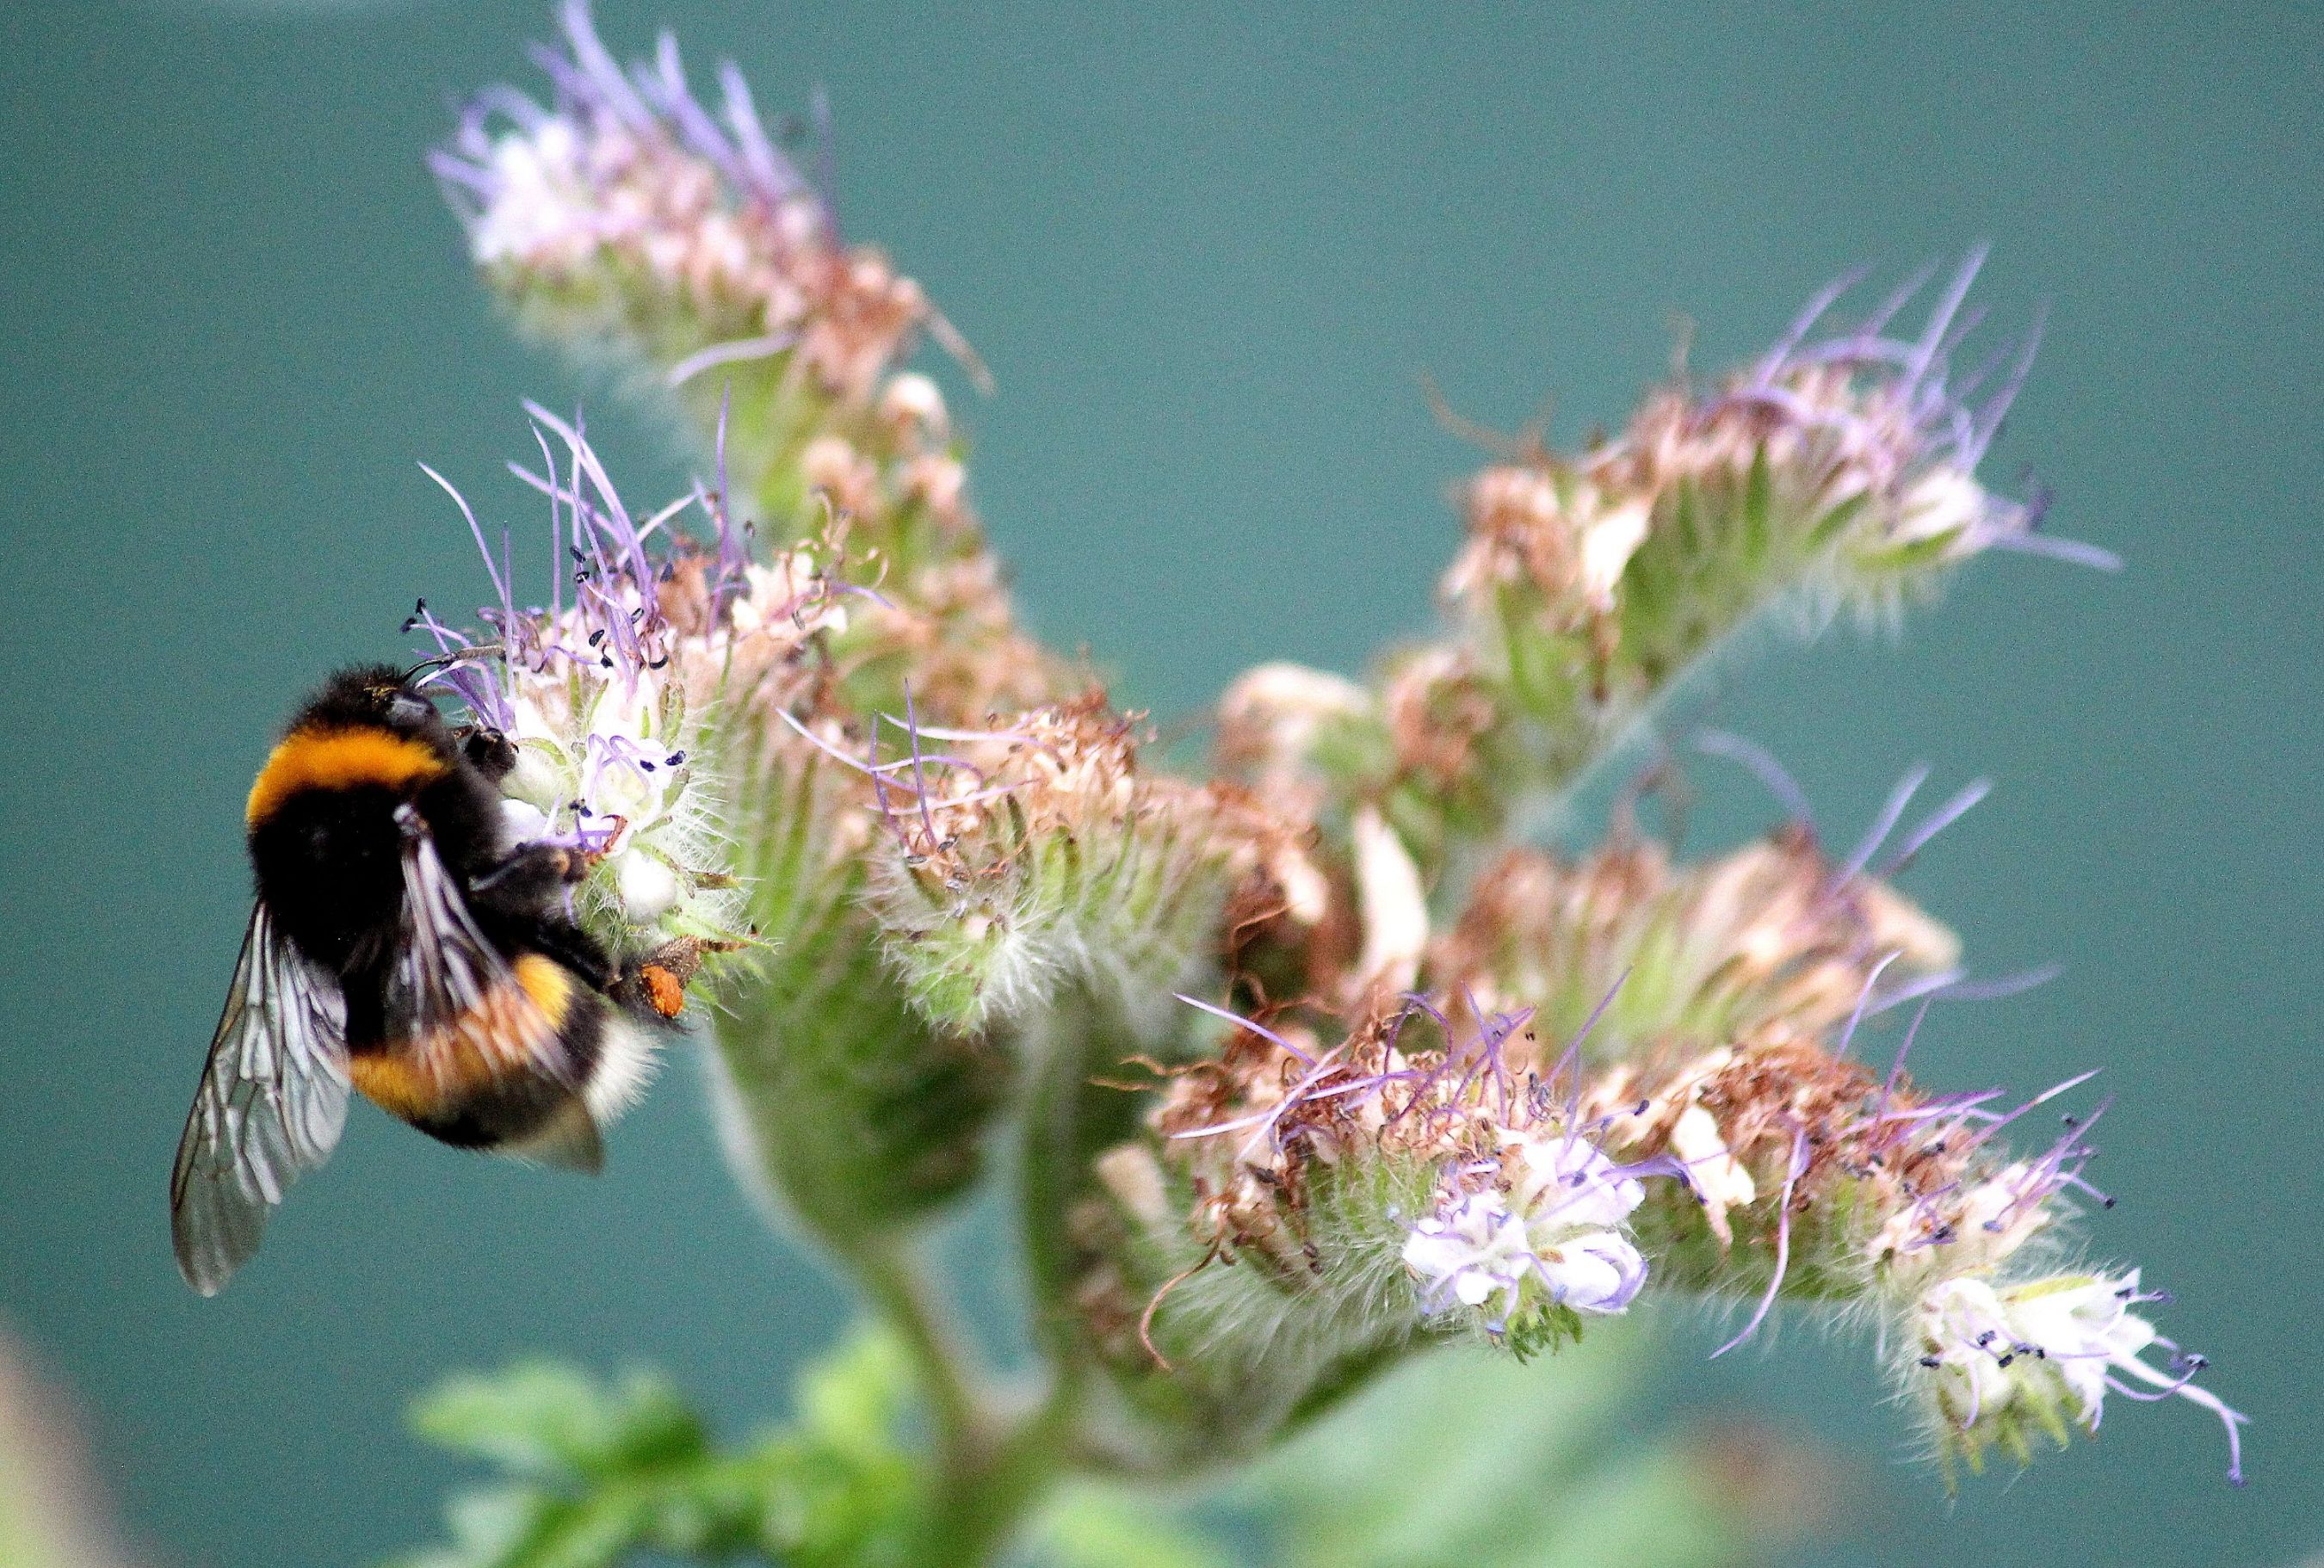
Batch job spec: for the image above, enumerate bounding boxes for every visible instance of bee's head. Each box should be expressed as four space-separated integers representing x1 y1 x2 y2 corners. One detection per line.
306 664 445 739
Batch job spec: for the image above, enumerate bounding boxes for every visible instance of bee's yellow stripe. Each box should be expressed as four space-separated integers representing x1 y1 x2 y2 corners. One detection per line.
246 725 448 826
513 953 576 1029
348 1051 442 1120
349 955 579 1122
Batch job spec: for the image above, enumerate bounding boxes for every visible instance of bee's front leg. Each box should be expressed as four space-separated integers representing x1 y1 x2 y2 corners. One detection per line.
467 841 590 908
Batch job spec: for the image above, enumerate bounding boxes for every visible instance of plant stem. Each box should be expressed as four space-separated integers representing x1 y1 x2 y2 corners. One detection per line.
850 1235 1078 1565
921 1381 1078 1566
851 1237 992 1476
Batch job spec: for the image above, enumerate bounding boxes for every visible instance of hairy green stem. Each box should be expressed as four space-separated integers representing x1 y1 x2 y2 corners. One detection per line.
919 1381 1079 1566
835 1232 1076 1565
849 1238 994 1476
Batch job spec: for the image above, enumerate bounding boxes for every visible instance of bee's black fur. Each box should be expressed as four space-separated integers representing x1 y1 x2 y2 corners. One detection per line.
246 665 636 1151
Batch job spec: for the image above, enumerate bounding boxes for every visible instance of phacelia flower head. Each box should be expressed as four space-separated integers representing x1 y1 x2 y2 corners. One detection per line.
836 694 1319 1034
435 1 959 407
1574 248 2118 615
406 402 851 993
1435 790 1969 1069
1402 1127 1650 1339
1375 255 2118 851
1560 983 2250 1485
1912 1269 2247 1487
1127 994 1681 1366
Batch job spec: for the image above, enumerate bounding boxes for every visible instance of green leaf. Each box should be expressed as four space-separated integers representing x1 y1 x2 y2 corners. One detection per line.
793 1326 917 1462
1226 1325 1817 1568
395 1329 928 1568
411 1365 707 1483
1030 1485 1238 1568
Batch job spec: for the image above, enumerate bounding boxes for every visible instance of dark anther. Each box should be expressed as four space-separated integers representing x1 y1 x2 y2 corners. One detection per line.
1635 1100 1650 1115
1997 1354 2015 1367
640 760 656 772
648 654 671 670
666 751 686 765
589 629 605 645
2102 1196 2117 1208
1919 1355 1943 1367
1975 1330 1997 1346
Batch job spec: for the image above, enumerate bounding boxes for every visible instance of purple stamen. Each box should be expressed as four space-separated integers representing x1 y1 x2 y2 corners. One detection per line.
1751 262 1874 387
1833 949 1903 1059
558 0 655 132
1839 764 1930 885
902 683 942 859
1710 1127 1807 1358
418 462 514 636
1875 776 1993 878
1901 246 1989 397
1966 301 2048 466
664 331 799 389
1981 530 2125 572
1874 997 1934 1126
712 382 745 622
1860 966 1964 1016
1173 995 1319 1069
716 59 805 208
1856 258 1943 342
1694 729 1815 831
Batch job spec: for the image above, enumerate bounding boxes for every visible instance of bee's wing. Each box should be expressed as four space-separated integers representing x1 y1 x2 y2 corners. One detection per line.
170 903 351 1296
386 806 597 1167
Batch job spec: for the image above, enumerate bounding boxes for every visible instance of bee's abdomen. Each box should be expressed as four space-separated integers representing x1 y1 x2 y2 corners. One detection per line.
349 954 614 1150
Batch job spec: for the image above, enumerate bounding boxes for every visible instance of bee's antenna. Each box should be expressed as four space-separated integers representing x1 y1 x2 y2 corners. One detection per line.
399 644 505 685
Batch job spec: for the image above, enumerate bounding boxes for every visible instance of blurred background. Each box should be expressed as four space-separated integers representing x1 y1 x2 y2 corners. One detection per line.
1 0 2316 1563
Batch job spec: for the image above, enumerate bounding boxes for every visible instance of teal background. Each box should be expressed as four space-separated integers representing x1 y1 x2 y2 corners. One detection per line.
2 1 2317 1564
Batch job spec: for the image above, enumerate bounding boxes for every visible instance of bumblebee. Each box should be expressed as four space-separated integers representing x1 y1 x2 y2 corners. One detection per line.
170 664 677 1295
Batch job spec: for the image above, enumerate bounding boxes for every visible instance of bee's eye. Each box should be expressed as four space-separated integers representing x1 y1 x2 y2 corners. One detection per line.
386 693 434 728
